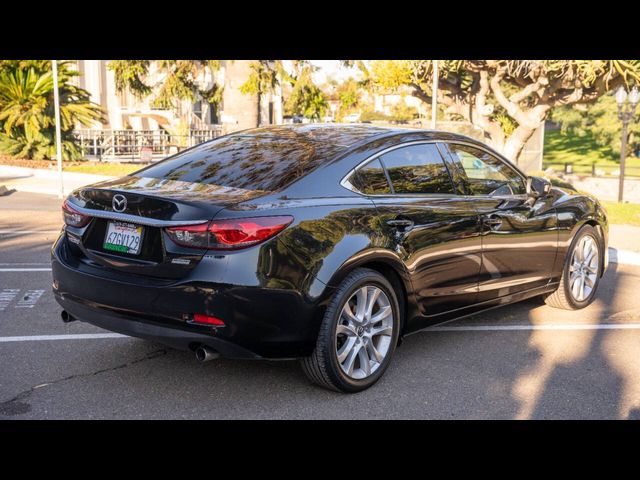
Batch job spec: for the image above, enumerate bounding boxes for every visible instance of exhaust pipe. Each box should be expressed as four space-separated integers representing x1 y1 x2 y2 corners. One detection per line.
195 345 219 363
61 310 76 323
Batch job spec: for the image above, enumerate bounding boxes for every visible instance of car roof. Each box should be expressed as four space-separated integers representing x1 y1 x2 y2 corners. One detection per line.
230 123 406 149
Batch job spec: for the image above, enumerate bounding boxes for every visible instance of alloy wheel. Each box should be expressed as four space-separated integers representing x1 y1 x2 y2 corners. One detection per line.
569 234 599 302
335 285 394 379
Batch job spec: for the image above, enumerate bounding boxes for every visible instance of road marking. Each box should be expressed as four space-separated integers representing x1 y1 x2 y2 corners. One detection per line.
0 230 59 234
0 333 127 342
15 289 45 308
0 268 51 272
0 289 20 311
426 323 640 332
0 263 50 266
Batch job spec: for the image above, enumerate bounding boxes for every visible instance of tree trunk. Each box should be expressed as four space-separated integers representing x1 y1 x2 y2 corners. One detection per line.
503 125 536 162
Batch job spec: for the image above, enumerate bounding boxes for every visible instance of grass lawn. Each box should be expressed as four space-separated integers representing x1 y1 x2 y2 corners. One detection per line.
602 201 640 226
543 130 640 176
63 163 143 176
0 156 145 176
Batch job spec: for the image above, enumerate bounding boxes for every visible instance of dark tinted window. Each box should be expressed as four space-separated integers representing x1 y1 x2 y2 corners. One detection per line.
380 144 454 194
351 159 391 194
448 144 526 196
134 133 347 192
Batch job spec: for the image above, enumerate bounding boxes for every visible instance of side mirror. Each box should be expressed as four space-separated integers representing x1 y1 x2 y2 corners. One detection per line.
526 176 551 197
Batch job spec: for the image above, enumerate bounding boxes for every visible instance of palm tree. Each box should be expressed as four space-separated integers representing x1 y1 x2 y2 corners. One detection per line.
0 61 103 160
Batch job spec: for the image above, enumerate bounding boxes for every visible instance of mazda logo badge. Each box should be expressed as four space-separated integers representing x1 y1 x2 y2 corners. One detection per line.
112 194 127 213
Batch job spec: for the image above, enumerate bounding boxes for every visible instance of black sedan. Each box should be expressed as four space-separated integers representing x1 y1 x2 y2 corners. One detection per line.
52 125 609 392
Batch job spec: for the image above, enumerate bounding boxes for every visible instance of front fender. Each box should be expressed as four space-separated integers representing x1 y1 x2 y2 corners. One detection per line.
554 191 609 276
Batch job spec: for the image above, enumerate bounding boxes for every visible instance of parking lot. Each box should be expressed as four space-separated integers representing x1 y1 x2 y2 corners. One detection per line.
1 190 640 419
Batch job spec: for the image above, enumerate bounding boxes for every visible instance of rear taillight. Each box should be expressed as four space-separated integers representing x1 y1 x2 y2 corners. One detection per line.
62 199 91 228
166 216 293 250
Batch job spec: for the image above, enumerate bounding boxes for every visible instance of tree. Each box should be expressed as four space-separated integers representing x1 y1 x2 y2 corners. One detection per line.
284 70 328 120
108 60 222 115
552 92 640 158
368 60 640 163
0 60 103 160
239 60 282 125
336 77 360 117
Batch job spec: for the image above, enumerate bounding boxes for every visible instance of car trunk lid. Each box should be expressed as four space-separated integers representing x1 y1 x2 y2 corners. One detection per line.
67 175 269 279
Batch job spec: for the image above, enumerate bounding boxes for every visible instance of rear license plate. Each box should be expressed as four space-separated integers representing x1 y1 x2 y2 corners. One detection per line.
103 221 143 255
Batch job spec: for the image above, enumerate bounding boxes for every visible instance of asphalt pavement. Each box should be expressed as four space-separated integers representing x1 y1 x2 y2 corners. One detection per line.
1 191 640 419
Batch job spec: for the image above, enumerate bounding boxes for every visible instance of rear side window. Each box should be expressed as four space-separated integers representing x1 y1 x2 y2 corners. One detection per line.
380 144 454 194
134 134 345 192
351 158 391 194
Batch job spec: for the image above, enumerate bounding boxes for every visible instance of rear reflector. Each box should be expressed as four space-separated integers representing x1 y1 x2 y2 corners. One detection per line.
166 215 293 250
192 314 225 326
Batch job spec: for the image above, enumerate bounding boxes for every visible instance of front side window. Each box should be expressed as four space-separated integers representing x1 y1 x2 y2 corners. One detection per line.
448 144 526 196
379 144 454 194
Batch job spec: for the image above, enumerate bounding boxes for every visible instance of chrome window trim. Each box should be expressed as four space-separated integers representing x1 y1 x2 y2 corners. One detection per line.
339 139 528 199
340 140 450 197
70 204 208 227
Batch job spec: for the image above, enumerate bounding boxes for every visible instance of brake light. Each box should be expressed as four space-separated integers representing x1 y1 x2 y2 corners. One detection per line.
192 314 225 326
62 199 91 227
166 216 293 250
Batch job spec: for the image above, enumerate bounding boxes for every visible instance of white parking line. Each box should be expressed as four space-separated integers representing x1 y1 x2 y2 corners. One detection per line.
0 263 50 266
0 268 52 272
0 333 126 342
1 324 639 344
426 323 640 332
0 230 59 234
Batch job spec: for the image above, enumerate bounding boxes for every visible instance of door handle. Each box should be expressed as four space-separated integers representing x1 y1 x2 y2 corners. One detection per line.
482 216 503 228
386 218 414 230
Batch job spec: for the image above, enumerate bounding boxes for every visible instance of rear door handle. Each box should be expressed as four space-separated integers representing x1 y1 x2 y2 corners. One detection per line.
386 218 414 230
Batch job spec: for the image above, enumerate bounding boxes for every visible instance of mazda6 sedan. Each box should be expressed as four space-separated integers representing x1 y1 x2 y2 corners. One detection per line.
52 124 609 392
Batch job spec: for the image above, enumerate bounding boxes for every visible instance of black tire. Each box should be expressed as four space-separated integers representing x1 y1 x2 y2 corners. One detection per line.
301 268 401 393
545 225 603 310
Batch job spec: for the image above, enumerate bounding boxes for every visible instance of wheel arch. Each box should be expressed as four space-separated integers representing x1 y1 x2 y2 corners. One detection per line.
322 249 416 334
569 219 607 278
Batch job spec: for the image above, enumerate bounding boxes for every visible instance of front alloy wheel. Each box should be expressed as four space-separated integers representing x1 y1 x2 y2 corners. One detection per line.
545 224 603 310
301 268 400 392
568 234 599 302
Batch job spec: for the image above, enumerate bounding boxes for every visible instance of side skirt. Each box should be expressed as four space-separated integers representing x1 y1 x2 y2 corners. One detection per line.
402 282 560 337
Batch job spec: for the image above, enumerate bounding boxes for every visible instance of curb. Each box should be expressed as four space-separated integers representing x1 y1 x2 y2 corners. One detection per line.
609 248 640 267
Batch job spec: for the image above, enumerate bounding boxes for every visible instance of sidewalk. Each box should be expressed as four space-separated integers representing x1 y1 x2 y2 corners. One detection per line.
0 165 113 196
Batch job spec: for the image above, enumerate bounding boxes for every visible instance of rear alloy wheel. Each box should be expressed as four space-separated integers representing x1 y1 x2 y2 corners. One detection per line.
301 268 400 392
545 225 602 310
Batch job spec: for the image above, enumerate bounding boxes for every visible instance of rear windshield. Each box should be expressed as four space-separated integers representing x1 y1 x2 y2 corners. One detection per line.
134 134 346 192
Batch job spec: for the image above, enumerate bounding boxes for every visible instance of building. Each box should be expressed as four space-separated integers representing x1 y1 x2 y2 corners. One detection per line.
75 60 282 134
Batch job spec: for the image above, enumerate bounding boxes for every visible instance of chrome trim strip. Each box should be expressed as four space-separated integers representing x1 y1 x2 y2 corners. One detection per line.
71 204 208 227
340 139 527 198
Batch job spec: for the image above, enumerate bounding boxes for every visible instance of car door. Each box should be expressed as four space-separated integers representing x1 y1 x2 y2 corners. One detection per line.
350 142 483 327
442 142 558 302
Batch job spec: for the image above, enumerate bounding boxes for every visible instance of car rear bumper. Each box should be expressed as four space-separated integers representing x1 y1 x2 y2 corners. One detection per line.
51 233 324 359
55 293 262 358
